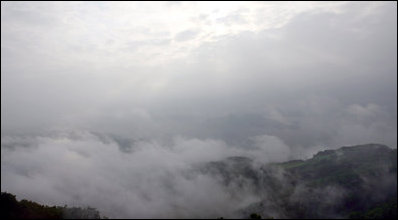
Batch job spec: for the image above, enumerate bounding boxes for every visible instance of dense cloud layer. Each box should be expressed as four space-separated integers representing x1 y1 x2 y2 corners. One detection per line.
1 1 397 218
1 131 281 218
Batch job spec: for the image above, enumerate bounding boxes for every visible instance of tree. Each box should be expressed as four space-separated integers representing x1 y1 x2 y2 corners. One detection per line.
250 213 262 219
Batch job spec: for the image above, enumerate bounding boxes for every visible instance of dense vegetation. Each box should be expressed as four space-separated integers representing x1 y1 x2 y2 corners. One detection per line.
0 192 105 219
204 144 397 219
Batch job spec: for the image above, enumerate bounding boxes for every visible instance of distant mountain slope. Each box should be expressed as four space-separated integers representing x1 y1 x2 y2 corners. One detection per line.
272 144 397 219
199 144 397 219
280 144 396 187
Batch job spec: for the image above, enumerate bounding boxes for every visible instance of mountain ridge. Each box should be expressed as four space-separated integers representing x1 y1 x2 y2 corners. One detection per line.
199 143 397 219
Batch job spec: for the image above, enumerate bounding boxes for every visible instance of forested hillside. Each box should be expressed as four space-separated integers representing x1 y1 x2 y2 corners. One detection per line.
201 144 397 219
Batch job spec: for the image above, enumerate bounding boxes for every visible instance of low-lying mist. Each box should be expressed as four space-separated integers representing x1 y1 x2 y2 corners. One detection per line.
1 131 295 218
2 132 396 218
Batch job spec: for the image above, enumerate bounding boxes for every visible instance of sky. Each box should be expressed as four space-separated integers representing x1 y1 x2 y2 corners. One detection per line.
1 1 397 218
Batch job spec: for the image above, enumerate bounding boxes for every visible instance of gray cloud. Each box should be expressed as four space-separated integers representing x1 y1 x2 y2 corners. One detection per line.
216 9 249 26
1 132 275 218
174 29 200 42
2 1 396 150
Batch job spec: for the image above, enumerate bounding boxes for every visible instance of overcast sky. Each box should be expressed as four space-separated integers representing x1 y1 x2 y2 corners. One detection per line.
1 1 397 218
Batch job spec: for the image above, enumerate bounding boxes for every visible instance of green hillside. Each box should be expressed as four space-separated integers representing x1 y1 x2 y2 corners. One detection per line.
202 144 397 219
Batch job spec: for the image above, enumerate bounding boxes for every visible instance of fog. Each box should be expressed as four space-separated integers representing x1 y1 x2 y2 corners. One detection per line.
1 2 397 218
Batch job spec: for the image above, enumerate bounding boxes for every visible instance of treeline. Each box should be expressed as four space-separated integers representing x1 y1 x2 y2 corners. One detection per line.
348 199 397 219
0 192 105 219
